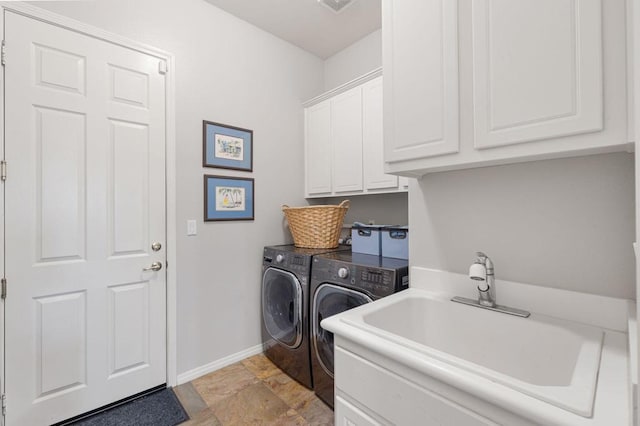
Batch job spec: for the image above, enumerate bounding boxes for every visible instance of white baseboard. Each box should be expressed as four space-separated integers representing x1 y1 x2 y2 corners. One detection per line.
176 343 264 385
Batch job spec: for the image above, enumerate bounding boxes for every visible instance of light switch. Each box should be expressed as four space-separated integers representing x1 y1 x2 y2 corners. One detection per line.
187 220 197 236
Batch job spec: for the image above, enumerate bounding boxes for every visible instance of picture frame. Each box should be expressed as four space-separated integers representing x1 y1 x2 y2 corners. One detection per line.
203 120 253 172
204 175 255 221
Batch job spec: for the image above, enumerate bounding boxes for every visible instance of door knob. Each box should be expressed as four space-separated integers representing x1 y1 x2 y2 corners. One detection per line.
143 261 163 272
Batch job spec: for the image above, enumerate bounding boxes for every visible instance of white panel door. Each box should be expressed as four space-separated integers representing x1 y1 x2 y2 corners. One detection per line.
383 0 459 163
305 100 332 195
4 11 167 425
332 86 363 193
362 77 398 190
472 0 603 149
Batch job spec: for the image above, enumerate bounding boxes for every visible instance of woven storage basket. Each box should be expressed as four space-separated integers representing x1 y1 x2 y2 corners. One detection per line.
282 200 350 249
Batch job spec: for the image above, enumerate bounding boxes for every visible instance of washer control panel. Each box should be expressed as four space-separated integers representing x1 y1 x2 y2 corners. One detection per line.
312 255 408 299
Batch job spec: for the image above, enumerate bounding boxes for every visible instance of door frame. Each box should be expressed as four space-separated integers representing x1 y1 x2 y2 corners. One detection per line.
633 0 640 422
0 1 179 400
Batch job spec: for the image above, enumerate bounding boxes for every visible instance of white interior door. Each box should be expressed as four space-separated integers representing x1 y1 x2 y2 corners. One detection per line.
4 11 167 425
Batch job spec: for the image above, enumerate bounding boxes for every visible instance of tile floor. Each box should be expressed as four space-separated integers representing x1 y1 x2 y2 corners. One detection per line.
174 353 335 425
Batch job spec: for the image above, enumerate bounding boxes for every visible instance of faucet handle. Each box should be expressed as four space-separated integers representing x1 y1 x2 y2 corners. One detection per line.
475 251 488 260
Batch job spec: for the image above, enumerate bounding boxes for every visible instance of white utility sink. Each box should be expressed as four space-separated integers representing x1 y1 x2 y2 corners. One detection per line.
326 288 604 417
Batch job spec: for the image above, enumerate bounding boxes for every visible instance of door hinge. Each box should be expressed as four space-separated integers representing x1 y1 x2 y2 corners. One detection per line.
1 161 6 181
2 40 6 66
1 278 6 300
2 393 6 416
158 60 168 75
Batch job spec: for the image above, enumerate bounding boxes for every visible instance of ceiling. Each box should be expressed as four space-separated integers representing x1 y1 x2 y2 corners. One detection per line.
203 0 381 59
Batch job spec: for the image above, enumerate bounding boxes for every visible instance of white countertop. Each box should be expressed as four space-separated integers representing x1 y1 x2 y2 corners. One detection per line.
323 267 634 426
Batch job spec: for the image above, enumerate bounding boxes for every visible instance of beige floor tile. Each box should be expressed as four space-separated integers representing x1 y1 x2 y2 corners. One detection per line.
192 362 260 406
180 407 223 426
210 382 291 425
262 372 316 411
174 382 208 418
186 352 336 426
296 399 335 426
240 353 281 380
272 408 309 425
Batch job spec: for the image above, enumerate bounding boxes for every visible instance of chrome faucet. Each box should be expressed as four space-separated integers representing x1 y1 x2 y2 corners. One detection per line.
451 252 530 318
468 252 496 307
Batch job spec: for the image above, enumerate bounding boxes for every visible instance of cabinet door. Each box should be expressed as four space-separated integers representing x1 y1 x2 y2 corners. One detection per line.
305 100 332 195
472 0 603 149
383 0 459 163
336 347 503 426
332 86 363 193
335 396 382 426
363 77 398 190
398 176 410 191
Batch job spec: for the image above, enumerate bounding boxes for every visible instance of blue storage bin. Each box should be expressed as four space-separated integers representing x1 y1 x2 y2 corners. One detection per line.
381 226 409 259
351 224 385 256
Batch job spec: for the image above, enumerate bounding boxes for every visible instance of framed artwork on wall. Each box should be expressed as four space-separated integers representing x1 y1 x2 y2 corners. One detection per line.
204 175 255 221
203 120 253 171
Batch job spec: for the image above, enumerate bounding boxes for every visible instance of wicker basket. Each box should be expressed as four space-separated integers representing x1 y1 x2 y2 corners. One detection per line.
282 200 350 249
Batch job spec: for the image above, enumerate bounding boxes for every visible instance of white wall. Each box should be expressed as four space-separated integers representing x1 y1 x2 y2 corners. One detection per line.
310 193 408 226
30 0 324 376
318 28 410 229
410 152 635 300
323 29 381 90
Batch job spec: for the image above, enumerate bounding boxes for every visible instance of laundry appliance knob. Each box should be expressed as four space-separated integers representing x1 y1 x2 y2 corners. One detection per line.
338 267 349 279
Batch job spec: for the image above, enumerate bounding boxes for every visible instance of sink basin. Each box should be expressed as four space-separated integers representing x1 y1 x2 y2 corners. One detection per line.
328 289 604 417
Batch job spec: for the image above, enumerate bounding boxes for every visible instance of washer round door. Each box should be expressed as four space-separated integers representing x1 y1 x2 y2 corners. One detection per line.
312 284 373 377
262 267 303 349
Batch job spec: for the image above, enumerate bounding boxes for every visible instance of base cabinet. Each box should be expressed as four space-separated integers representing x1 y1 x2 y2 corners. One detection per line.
334 344 537 426
335 396 383 426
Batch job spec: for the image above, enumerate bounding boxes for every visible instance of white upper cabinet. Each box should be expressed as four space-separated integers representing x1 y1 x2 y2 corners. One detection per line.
304 71 407 198
363 76 398 190
332 86 364 193
472 0 603 149
383 0 630 176
305 100 332 195
383 0 460 163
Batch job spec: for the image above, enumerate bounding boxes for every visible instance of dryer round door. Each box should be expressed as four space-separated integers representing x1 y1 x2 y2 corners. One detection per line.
262 267 303 349
312 284 373 377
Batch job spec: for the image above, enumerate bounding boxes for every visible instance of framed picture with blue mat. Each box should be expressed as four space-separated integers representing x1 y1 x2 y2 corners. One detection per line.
204 175 255 221
203 120 253 172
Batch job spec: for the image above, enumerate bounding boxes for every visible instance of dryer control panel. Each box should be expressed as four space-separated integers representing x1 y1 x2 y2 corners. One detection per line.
263 248 310 275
